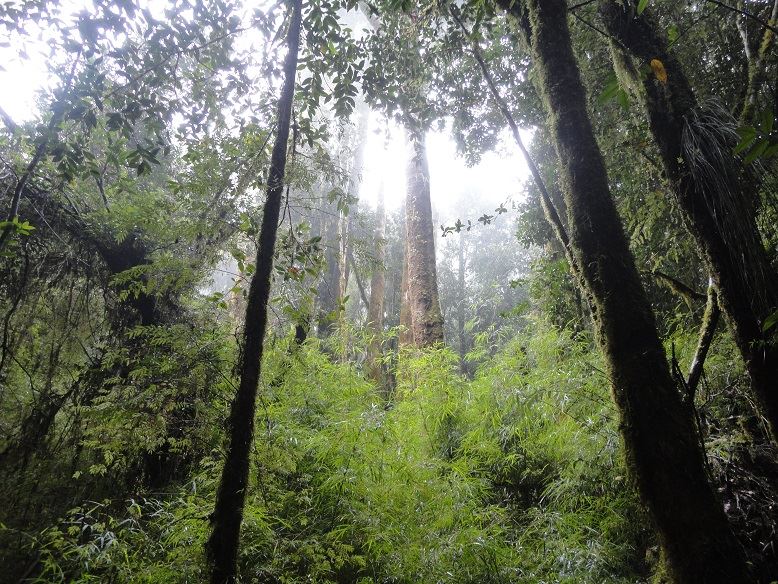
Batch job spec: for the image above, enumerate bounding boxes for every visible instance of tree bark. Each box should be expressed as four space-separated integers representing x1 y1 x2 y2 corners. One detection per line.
501 0 752 581
317 201 342 338
399 206 414 347
340 106 370 303
405 134 444 346
367 187 386 385
687 282 722 398
600 0 778 442
457 232 468 375
206 1 301 581
739 0 778 123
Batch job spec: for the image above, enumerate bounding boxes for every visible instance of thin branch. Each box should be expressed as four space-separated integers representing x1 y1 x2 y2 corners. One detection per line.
569 0 598 11
103 26 248 100
703 0 778 35
450 8 572 256
0 105 18 132
652 270 707 304
687 283 721 399
0 54 81 253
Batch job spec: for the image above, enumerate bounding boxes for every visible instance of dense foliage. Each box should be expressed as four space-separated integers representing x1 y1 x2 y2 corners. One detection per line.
2 0 778 582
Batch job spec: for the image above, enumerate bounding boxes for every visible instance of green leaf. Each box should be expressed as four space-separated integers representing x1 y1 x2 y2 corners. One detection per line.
637 0 649 15
617 88 630 109
764 143 778 158
744 138 769 163
762 309 778 332
734 126 757 154
598 75 620 104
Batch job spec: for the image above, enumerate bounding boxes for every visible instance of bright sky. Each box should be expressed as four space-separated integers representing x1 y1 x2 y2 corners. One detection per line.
0 2 531 220
359 115 531 219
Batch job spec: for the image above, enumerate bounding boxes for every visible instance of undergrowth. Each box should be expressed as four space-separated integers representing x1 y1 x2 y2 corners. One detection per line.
17 318 660 583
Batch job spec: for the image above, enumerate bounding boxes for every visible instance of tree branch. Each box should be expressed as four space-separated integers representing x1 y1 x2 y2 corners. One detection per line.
703 0 778 35
450 8 572 256
687 283 721 399
652 270 707 305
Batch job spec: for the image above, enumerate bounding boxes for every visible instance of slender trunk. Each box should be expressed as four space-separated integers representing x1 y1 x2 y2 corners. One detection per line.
457 233 467 374
502 0 751 580
206 2 301 581
405 134 444 346
317 203 341 338
600 1 778 441
739 0 778 123
367 187 386 385
687 282 722 398
399 207 414 347
340 106 370 302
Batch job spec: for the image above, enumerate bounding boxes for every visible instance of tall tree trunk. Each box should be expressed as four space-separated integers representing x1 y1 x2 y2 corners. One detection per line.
600 1 778 442
340 106 370 302
206 1 301 581
405 134 444 346
317 201 342 338
457 233 468 374
367 186 386 385
501 0 751 581
399 204 414 347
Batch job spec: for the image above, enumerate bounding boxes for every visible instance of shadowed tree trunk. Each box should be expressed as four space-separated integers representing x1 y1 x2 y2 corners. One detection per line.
499 0 751 581
367 186 386 385
206 1 301 581
600 0 778 442
405 134 444 346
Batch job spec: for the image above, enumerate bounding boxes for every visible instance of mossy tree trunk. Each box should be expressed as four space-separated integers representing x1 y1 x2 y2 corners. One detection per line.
206 1 301 581
599 0 778 442
405 134 444 347
501 0 751 581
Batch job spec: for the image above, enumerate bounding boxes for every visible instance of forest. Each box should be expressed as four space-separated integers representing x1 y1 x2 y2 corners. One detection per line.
1 0 778 582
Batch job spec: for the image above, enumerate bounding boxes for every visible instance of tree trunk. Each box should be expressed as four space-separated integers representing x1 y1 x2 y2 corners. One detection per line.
367 187 386 385
600 1 778 442
399 205 414 347
502 0 752 581
405 134 444 346
206 1 301 581
457 233 468 375
340 106 370 303
317 201 342 338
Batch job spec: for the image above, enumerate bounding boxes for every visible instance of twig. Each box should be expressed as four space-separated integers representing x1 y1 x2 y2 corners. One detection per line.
703 0 778 35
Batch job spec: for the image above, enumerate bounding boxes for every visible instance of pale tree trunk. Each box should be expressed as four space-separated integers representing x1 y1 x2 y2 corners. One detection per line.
205 1 301 581
340 105 370 302
457 233 468 374
405 134 444 346
399 203 414 347
499 0 751 581
367 186 386 385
